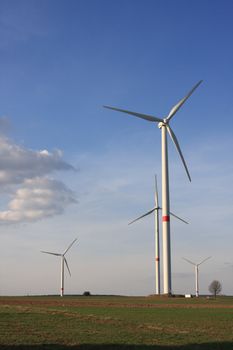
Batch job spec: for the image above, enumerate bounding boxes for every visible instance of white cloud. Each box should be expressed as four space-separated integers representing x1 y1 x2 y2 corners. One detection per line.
0 136 74 188
0 132 76 224
0 177 76 224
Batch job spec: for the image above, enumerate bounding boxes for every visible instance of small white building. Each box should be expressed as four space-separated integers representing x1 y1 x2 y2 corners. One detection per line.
185 294 193 298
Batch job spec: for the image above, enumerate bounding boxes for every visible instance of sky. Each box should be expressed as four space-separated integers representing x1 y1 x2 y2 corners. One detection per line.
0 0 232 296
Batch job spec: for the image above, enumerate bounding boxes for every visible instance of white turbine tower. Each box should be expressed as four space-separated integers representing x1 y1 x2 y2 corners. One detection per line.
104 80 202 295
183 256 211 297
41 238 78 297
129 175 188 295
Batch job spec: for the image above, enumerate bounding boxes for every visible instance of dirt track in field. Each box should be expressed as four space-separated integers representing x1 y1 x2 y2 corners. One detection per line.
0 297 232 309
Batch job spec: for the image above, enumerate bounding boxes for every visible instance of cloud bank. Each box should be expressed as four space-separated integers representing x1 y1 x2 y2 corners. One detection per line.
0 129 76 224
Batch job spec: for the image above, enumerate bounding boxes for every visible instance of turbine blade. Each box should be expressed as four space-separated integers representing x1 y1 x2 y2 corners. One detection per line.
166 80 203 121
198 256 211 266
128 207 157 225
40 251 61 256
63 238 78 256
166 125 191 182
103 105 163 123
154 175 159 208
169 211 189 224
182 257 196 266
64 257 71 276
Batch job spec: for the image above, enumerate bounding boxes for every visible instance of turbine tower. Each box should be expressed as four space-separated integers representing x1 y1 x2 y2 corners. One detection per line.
129 175 188 295
104 80 202 294
41 238 77 297
182 256 211 297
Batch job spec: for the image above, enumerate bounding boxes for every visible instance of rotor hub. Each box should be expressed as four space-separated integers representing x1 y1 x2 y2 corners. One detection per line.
158 122 166 129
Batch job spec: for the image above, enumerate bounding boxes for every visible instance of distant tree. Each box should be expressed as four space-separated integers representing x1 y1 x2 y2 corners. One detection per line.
83 291 91 296
209 280 222 298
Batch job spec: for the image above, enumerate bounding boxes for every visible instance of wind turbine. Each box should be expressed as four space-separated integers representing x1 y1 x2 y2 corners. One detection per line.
129 175 188 295
104 80 202 295
41 238 78 297
182 256 211 297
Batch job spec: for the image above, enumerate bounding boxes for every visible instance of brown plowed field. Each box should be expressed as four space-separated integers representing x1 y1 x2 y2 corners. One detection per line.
0 295 232 308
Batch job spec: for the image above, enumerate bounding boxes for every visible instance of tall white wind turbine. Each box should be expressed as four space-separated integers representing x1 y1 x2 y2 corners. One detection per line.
182 256 211 297
41 238 78 297
129 175 188 295
104 80 202 295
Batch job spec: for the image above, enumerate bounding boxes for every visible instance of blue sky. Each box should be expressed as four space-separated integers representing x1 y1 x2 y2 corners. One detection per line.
0 0 232 296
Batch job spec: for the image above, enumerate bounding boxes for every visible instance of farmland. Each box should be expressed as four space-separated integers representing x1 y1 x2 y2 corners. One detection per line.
0 295 232 349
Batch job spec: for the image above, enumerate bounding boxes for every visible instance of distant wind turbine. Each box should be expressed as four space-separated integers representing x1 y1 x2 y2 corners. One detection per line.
104 80 202 294
129 175 188 295
41 238 78 297
182 256 211 297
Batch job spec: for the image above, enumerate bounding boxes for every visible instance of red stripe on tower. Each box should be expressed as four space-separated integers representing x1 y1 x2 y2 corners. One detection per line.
162 215 170 222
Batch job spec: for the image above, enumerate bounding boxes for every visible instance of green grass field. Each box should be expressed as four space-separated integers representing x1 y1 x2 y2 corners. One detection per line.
0 295 232 349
